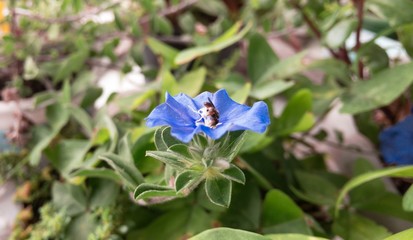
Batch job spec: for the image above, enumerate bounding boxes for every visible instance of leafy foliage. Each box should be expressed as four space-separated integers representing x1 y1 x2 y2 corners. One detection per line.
3 0 413 239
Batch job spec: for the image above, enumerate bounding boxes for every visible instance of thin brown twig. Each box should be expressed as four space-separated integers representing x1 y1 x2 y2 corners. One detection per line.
353 0 365 78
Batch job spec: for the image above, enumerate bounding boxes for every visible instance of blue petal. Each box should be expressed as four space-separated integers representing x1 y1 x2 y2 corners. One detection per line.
380 115 413 165
193 91 214 109
230 101 270 133
212 89 248 122
201 122 234 140
173 93 200 119
170 125 201 143
146 92 196 128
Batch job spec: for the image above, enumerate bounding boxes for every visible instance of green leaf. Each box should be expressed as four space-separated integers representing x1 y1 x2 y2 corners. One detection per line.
340 62 413 114
88 179 119 209
52 182 87 216
258 51 307 83
276 89 313 135
154 126 182 151
175 170 203 193
66 213 97 240
55 50 89 82
349 159 387 206
33 92 56 107
217 131 247 161
325 19 357 48
134 183 178 201
113 10 125 30
384 228 413 240
174 21 252 65
293 171 339 206
358 43 389 74
402 184 413 211
80 87 103 109
332 212 391 240
250 80 294 100
152 15 173 35
129 89 157 109
247 33 279 83
220 180 261 231
230 82 251 103
367 0 413 26
335 165 413 216
146 150 187 170
99 153 143 190
146 37 178 67
29 102 70 165
221 164 245 184
262 189 304 227
70 168 121 182
134 207 212 240
190 227 270 240
397 23 413 58
356 192 413 222
69 106 93 136
23 56 39 80
45 139 91 177
205 177 232 207
266 234 328 240
102 116 118 152
178 67 206 97
161 69 180 97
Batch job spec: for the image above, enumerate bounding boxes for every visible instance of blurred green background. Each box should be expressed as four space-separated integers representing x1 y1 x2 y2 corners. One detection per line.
2 0 413 239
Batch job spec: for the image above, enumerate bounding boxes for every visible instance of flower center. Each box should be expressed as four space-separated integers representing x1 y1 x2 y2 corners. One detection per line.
195 107 220 128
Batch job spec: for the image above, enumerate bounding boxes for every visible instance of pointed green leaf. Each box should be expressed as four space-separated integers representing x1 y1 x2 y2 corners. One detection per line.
341 62 413 114
134 183 178 200
230 82 251 104
335 165 413 216
221 164 245 184
178 67 206 97
217 131 247 161
190 227 269 240
277 89 313 135
29 102 70 165
99 153 143 190
333 212 391 240
175 170 203 193
146 37 178 67
52 182 87 216
205 177 232 207
402 184 413 211
174 22 252 65
69 106 93 136
70 168 121 182
266 234 328 240
248 33 279 83
250 80 294 100
146 150 187 170
325 19 357 49
262 189 304 227
384 228 413 240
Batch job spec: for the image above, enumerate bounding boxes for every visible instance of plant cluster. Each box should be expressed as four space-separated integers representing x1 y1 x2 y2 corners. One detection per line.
2 0 413 239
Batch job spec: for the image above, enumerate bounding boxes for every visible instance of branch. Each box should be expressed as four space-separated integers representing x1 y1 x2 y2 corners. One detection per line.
14 0 122 23
353 0 365 78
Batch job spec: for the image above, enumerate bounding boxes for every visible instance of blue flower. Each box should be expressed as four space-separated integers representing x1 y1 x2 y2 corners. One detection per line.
380 114 413 165
146 89 270 143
